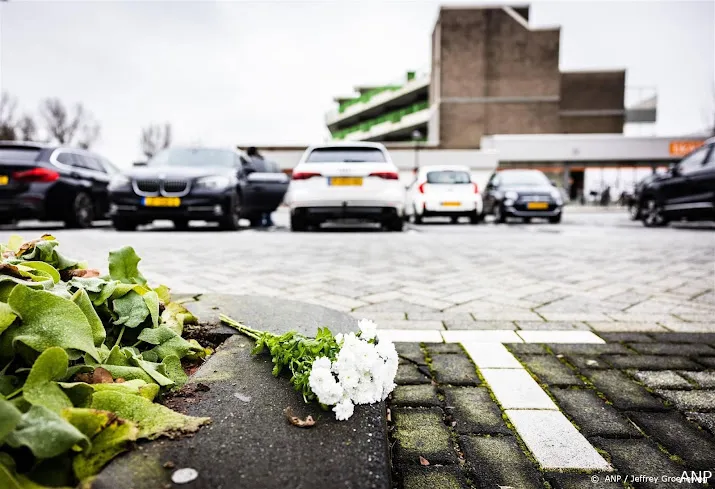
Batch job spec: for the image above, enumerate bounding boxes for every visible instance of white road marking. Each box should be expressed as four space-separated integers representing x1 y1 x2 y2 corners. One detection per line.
516 330 605 343
480 369 558 410
442 330 523 343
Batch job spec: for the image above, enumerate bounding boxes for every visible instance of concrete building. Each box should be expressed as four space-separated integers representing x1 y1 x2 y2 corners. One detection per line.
326 4 655 147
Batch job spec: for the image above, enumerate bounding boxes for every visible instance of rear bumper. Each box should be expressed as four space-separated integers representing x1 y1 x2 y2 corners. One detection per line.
0 198 44 220
293 205 401 222
504 203 562 217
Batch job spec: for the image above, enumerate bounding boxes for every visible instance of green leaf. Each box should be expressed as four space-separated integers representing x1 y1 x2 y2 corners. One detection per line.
92 379 159 401
108 246 147 285
143 291 159 328
0 398 22 443
58 382 94 408
7 285 100 361
23 347 73 412
104 346 132 367
7 235 23 253
137 325 201 361
20 261 60 285
0 301 17 335
6 405 89 458
71 289 106 347
61 407 113 439
90 390 209 440
112 291 149 328
159 302 197 335
72 416 138 480
17 238 78 271
160 355 188 388
94 365 155 384
69 277 107 293
89 280 118 306
153 285 171 304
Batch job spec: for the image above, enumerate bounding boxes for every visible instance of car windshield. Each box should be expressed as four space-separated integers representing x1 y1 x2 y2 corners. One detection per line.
426 170 471 184
500 171 550 187
306 147 386 163
148 148 236 168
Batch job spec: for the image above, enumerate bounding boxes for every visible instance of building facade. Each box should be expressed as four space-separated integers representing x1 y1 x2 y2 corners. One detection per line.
325 4 653 147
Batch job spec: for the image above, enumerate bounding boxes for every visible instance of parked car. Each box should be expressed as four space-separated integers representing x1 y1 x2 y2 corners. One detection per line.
628 172 666 220
482 169 564 223
285 142 404 231
0 141 117 228
107 146 289 231
404 165 482 224
637 138 715 227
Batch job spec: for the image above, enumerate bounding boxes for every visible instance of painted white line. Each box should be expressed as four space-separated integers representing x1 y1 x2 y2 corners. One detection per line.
461 342 523 368
506 410 612 470
516 330 605 344
377 329 443 343
480 369 557 410
442 330 523 344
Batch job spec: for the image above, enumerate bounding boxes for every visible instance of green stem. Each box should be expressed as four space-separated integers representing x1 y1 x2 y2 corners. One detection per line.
114 325 126 348
219 314 262 340
4 387 22 400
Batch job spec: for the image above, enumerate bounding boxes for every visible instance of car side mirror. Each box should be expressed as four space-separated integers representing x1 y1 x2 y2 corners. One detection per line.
133 161 147 167
669 164 680 176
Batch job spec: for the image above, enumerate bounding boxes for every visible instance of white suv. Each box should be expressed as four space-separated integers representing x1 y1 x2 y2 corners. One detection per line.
285 143 405 231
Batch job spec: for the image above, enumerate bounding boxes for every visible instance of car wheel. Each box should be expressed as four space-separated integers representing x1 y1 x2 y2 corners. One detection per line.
386 218 403 232
494 204 506 223
290 214 307 232
412 206 423 224
65 192 94 229
249 217 263 228
112 218 137 231
629 203 641 220
219 194 242 231
523 217 532 224
173 219 190 231
642 198 669 227
548 214 562 224
450 216 460 224
469 211 483 224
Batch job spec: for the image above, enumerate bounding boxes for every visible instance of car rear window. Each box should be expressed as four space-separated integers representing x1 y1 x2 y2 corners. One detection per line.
306 147 386 163
0 147 41 163
426 171 471 184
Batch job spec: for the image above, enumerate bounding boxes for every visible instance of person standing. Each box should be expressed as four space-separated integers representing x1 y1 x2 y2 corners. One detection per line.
245 147 274 227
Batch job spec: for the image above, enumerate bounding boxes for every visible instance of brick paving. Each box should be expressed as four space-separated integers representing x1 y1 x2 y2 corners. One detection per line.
390 333 715 488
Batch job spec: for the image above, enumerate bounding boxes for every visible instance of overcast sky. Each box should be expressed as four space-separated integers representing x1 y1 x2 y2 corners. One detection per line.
0 0 713 166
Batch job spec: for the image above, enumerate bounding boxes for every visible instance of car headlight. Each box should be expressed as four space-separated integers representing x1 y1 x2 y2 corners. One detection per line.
504 190 519 201
108 175 130 191
195 175 231 190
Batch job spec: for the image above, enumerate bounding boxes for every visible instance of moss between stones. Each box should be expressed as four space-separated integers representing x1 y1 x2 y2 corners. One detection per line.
403 469 464 489
393 409 453 458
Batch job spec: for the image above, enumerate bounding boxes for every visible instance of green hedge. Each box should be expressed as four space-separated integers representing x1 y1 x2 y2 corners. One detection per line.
332 100 429 140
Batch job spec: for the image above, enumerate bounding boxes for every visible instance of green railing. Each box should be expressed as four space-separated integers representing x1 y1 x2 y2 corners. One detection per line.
338 85 402 113
332 100 429 140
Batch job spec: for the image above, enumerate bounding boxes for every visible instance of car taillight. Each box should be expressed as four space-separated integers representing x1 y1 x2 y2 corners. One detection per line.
292 171 321 180
418 182 426 194
473 183 479 193
369 171 399 180
13 168 60 183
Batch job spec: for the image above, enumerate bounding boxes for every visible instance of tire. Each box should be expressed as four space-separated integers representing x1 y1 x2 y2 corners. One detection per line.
629 203 641 221
469 211 483 224
548 214 562 224
112 218 137 231
219 194 242 231
65 192 94 229
290 214 307 232
386 218 403 232
249 217 263 228
450 216 460 224
641 198 669 227
523 217 532 224
494 204 506 223
173 219 190 231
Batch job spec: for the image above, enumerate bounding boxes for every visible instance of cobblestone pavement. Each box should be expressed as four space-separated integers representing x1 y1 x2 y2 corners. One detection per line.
390 334 715 489
2 209 712 333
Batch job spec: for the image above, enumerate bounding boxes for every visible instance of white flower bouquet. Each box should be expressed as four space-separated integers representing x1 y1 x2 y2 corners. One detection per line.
219 315 398 421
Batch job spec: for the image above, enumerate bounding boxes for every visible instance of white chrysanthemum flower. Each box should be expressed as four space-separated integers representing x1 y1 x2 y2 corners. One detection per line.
335 333 344 344
338 366 360 391
312 356 332 372
357 318 377 340
309 364 344 405
333 398 354 421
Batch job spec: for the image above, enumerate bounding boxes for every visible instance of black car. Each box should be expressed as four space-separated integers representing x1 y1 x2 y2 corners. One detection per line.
108 147 289 231
482 169 564 223
638 138 715 227
0 141 117 228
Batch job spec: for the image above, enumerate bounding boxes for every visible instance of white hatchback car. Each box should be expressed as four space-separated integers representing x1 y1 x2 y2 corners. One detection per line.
404 165 483 224
285 143 405 231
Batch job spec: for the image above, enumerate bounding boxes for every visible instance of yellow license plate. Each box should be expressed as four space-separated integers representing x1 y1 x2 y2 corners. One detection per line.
143 197 181 207
330 177 363 186
441 202 461 207
527 202 549 210
0 176 8 185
